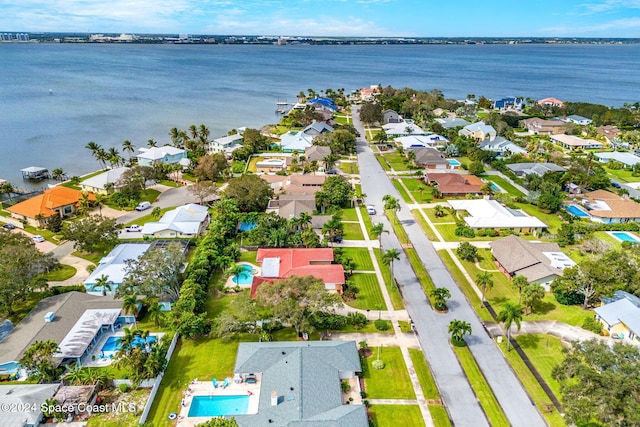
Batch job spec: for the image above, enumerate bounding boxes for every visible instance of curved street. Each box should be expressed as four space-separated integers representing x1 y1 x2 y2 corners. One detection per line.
351 106 546 427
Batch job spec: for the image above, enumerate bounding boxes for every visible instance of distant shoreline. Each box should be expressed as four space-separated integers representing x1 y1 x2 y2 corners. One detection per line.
2 33 640 45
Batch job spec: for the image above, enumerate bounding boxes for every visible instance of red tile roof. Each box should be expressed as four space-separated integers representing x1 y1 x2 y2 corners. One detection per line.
427 173 484 195
7 186 94 219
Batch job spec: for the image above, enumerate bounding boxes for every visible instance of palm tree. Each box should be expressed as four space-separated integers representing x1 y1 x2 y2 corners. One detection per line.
431 287 451 311
382 248 401 279
147 299 164 327
342 257 356 279
475 272 494 305
371 222 388 248
95 148 109 169
51 168 65 181
511 275 529 305
94 193 107 216
77 192 92 216
448 319 472 345
229 264 246 285
147 139 158 148
323 154 338 172
434 204 446 218
122 294 139 328
115 326 138 358
383 195 401 223
297 212 312 230
122 140 135 163
322 214 344 246
497 302 523 351
1 182 14 202
91 274 113 296
107 147 122 168
85 141 101 156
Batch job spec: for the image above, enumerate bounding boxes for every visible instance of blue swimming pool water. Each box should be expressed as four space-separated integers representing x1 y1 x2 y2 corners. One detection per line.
489 183 501 191
101 335 157 353
232 265 256 285
611 232 640 243
447 159 461 166
565 205 590 218
188 395 250 417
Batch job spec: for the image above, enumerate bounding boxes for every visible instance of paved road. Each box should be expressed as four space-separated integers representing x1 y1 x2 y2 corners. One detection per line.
352 106 546 427
115 184 194 225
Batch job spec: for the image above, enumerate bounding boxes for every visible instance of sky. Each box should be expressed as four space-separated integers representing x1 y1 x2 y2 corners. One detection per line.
2 0 640 37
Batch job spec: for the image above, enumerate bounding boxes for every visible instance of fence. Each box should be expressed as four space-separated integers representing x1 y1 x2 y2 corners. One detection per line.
138 332 180 424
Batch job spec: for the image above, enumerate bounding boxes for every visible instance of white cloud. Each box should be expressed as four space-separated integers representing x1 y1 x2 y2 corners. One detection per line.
540 16 640 35
581 0 640 13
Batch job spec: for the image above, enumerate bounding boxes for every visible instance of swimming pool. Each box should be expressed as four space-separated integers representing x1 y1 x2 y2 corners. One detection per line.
232 265 256 285
101 335 157 355
489 183 501 192
565 205 590 218
188 395 250 417
609 231 640 244
447 159 461 167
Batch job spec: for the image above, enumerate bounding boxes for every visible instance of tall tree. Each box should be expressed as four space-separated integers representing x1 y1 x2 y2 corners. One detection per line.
19 340 62 382
188 181 217 204
475 271 494 304
91 274 113 296
61 215 120 253
521 283 545 315
448 319 472 345
194 153 229 182
497 302 522 351
431 287 451 311
122 140 135 163
511 275 529 305
223 174 273 212
382 194 401 222
382 248 401 278
371 223 388 248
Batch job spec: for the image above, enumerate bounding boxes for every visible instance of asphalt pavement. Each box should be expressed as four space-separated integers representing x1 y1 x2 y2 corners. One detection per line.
351 106 546 427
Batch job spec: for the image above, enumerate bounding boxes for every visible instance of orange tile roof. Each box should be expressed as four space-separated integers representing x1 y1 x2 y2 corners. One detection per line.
428 173 484 194
7 186 94 219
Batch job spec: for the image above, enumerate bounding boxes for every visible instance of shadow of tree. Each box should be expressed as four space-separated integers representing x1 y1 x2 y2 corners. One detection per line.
516 334 541 350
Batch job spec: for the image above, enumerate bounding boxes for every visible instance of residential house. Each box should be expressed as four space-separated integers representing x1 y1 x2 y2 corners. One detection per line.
479 136 528 156
596 151 640 167
0 292 134 374
550 134 603 150
577 190 640 224
426 173 485 196
279 131 314 152
395 134 449 149
233 341 367 427
537 97 565 109
252 248 345 295
489 235 575 289
408 147 450 169
506 162 567 177
266 193 317 219
260 174 326 195
84 243 152 295
594 291 640 344
359 85 380 101
136 145 187 167
307 97 338 112
458 121 497 141
493 96 524 111
563 115 593 125
7 186 95 227
209 133 244 155
0 384 59 427
521 117 567 135
141 203 209 238
434 117 471 129
596 125 621 143
256 157 289 173
383 120 426 137
302 121 334 137
79 166 130 194
448 199 548 235
383 109 401 124
304 145 332 163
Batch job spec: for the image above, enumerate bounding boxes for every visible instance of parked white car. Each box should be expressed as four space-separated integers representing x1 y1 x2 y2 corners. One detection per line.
125 225 142 232
135 201 151 211
32 235 45 243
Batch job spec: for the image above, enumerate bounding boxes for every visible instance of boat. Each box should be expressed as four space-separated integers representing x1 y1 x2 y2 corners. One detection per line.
276 100 289 106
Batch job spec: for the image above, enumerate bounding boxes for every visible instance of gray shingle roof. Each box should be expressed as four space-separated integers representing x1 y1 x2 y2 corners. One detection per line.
234 341 366 427
0 383 59 427
489 235 562 282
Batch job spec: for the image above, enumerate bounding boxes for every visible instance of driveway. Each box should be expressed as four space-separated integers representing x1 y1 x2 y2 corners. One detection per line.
351 106 546 427
9 228 56 253
115 184 195 225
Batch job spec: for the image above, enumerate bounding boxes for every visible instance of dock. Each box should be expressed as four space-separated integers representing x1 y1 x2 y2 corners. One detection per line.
21 166 49 181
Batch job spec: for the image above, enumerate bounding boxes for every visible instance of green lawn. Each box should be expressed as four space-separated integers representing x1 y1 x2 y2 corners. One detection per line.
498 340 567 427
429 405 452 427
359 206 378 239
72 250 107 265
86 389 149 427
363 347 415 399
453 345 510 427
399 178 434 203
46 264 77 281
514 334 566 398
375 155 392 171
369 405 425 427
406 247 436 296
343 222 365 240
339 161 359 174
604 166 639 183
348 273 387 311
382 152 412 171
373 248 404 310
393 179 413 203
434 223 504 242
386 211 409 244
339 247 375 270
483 175 525 197
124 207 173 226
408 348 439 400
140 188 161 204
514 202 564 235
158 179 180 188
237 250 258 264
411 209 438 241
341 207 360 222
22 224 61 243
593 231 622 249
423 206 455 224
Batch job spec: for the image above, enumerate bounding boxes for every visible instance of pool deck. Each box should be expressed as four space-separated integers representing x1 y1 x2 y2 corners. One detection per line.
176 377 262 427
224 262 260 289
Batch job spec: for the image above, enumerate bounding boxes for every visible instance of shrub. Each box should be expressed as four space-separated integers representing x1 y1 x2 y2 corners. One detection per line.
582 316 603 334
372 359 385 370
348 312 368 330
454 225 475 238
341 380 351 393
118 383 129 393
360 391 367 398
374 319 389 331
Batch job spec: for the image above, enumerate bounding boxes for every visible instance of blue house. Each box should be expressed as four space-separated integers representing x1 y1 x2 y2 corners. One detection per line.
136 145 187 167
307 97 338 112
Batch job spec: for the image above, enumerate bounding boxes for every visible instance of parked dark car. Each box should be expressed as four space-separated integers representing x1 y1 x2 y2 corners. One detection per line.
2 223 16 230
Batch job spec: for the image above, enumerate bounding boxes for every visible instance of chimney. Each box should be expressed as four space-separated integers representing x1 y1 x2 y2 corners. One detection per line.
271 390 278 406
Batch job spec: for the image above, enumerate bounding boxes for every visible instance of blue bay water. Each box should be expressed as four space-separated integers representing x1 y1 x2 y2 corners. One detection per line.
1 43 639 186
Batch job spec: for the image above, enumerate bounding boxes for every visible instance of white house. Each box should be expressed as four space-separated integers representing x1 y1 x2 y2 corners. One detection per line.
564 115 593 125
383 120 426 136
595 152 640 167
395 134 449 149
209 134 244 155
279 131 314 152
479 136 528 156
84 243 152 295
550 134 603 150
458 121 497 141
142 203 209 238
449 199 547 234
79 167 130 194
